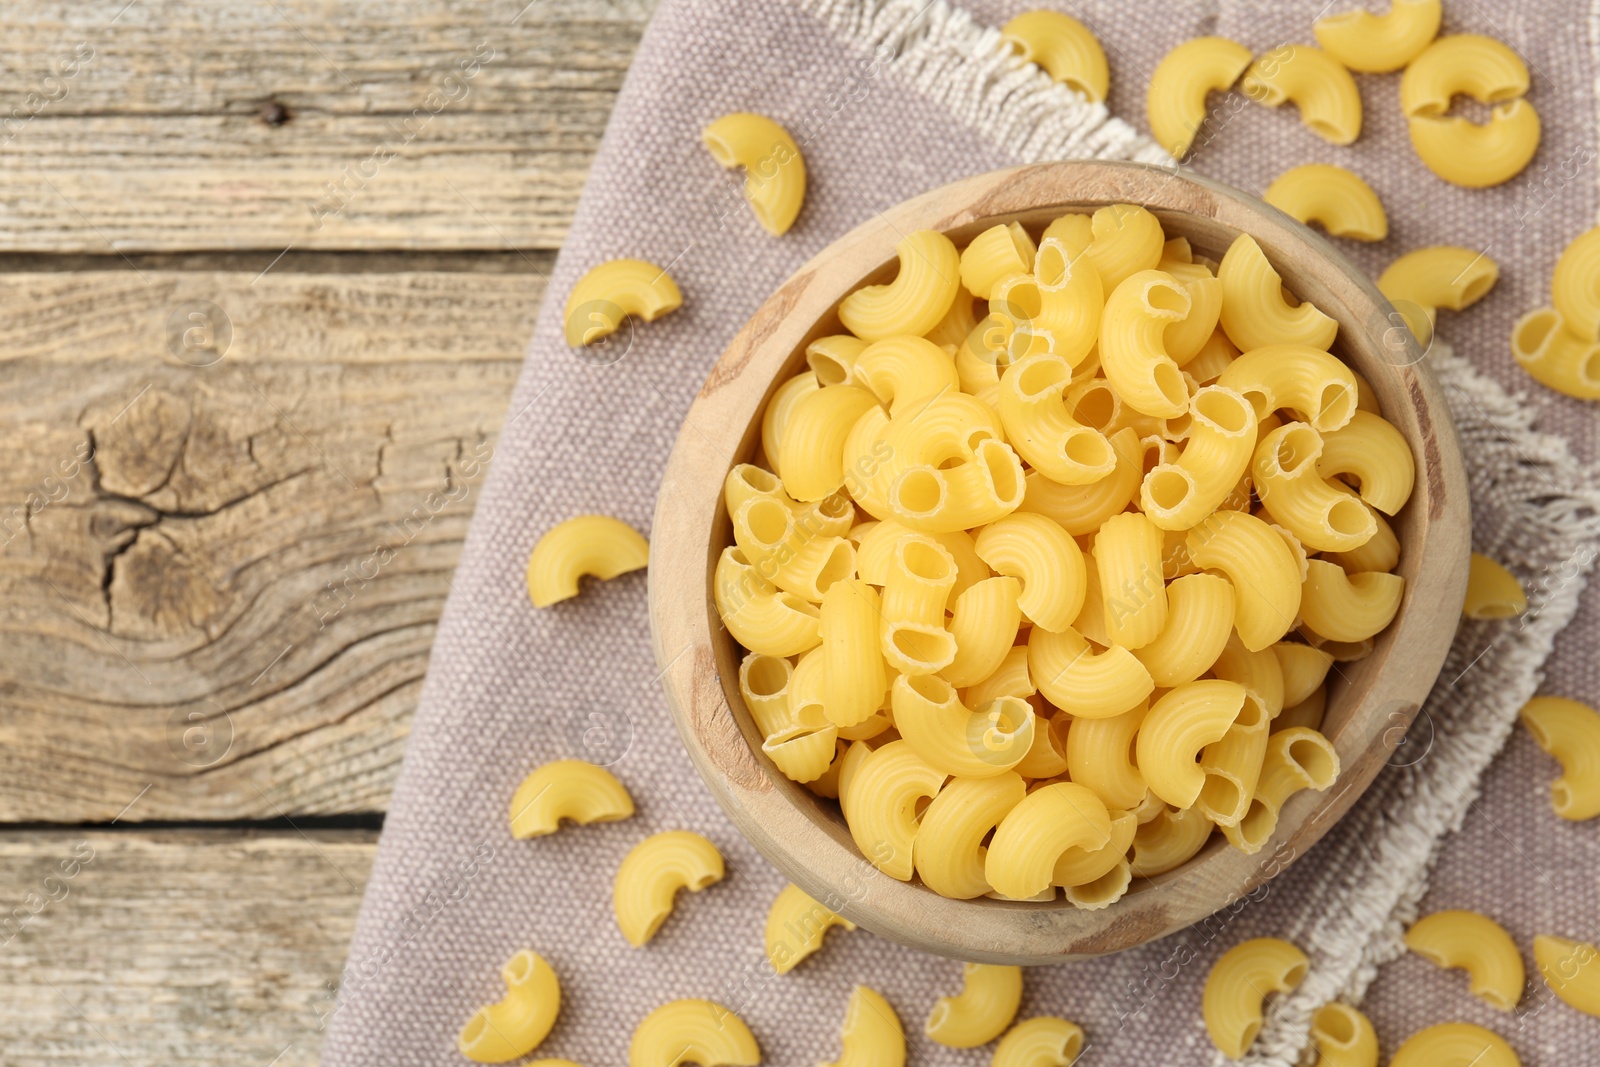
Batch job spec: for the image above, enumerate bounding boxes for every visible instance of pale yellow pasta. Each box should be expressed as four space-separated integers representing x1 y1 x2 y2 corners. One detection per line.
1387 1023 1520 1067
1134 573 1235 687
1184 328 1239 383
1212 631 1287 717
839 229 962 341
853 335 961 416
818 579 890 729
840 739 946 879
1512 306 1600 400
459 950 561 1064
820 985 904 1067
1533 934 1600 1018
1519 695 1600 820
1300 559 1404 644
1146 36 1254 158
964 644 1036 706
1308 1002 1379 1067
878 535 958 676
960 222 1037 299
806 334 868 387
1019 426 1143 535
714 547 821 657
761 372 820 479
724 463 792 517
629 999 760 1067
1464 553 1526 619
613 831 725 947
1274 686 1326 733
997 354 1116 484
1253 423 1377 552
1052 806 1137 889
1405 910 1525 1012
1163 260 1226 365
807 739 851 799
1186 511 1303 650
1217 344 1357 434
1002 10 1109 102
1131 803 1213 876
1328 504 1399 572
974 512 1087 632
1217 235 1338 351
893 674 1035 778
1552 226 1600 342
730 500 854 603
764 883 855 974
1241 44 1361 145
1029 625 1155 718
739 653 795 738
1399 34 1528 119
990 1015 1085 1067
1041 211 1091 254
761 652 837 783
1065 700 1147 811
1314 0 1439 73
1030 237 1104 368
1138 679 1248 808
1084 204 1166 293
781 385 881 501
856 521 984 596
915 772 1027 898
985 782 1112 899
1196 692 1270 826
1013 705 1069 778
926 287 983 350
944 576 1024 687
527 515 649 607
1221 726 1339 853
1408 101 1540 188
926 963 1025 1048
564 258 683 347
888 439 1027 534
1141 386 1259 530
1098 269 1192 418
1271 641 1334 707
1263 164 1387 241
1094 511 1169 648
1377 245 1498 345
510 760 635 839
1202 937 1309 1058
702 112 806 237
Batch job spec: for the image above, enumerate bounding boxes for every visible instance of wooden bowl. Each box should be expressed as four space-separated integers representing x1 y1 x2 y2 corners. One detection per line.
649 161 1469 964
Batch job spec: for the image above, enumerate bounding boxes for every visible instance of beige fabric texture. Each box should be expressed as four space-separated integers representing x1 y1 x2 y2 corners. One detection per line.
321 1 1600 1063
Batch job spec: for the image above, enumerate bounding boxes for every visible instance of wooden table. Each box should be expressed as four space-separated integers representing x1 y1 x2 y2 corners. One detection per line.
0 2 651 1061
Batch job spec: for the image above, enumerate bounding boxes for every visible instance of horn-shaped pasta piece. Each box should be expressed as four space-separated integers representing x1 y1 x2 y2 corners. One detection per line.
1131 801 1214 876
1066 700 1149 811
458 950 562 1063
1146 36 1253 158
943 576 1023 688
925 963 1024 1048
879 534 959 677
820 579 891 728
1378 245 1498 345
1519 696 1600 820
714 547 821 657
997 354 1117 484
1094 511 1170 648
1269 641 1334 708
1388 1023 1521 1067
840 740 945 880
764 883 855 974
839 229 962 341
1031 236 1104 367
1552 226 1600 342
1399 34 1528 118
781 384 881 501
1163 260 1226 364
805 334 868 387
1196 692 1271 827
762 372 820 480
1300 559 1404 644
1134 573 1235 687
819 985 904 1067
613 831 726 947
1001 10 1109 101
959 222 1036 300
1464 553 1527 619
1051 806 1137 893
1083 204 1166 292
892 675 1035 778
1202 937 1309 1058
1313 0 1440 73
1263 163 1388 241
1221 727 1339 853
1308 1001 1379 1067
628 999 760 1067
1241 44 1362 145
853 335 961 416
1253 423 1377 552
701 112 806 236
1029 625 1154 719
991 1015 1086 1067
1138 680 1248 808
1404 910 1525 1011
1142 386 1259 530
1533 934 1600 1018
526 515 649 607
975 512 1088 632
1407 101 1540 189
1019 426 1144 536
1217 235 1338 351
984 782 1112 899
1185 511 1302 650
1099 269 1192 418
564 258 683 347
1512 306 1600 400
510 760 635 838
915 773 1027 899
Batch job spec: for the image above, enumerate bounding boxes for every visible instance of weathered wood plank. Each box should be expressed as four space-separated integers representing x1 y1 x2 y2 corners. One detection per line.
0 0 656 251
0 828 375 1066
0 268 544 820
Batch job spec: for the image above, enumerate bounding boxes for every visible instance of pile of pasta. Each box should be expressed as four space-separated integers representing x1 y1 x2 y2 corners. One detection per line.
717 204 1417 905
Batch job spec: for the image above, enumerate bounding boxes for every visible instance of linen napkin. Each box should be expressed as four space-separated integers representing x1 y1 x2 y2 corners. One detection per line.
322 1 1600 1063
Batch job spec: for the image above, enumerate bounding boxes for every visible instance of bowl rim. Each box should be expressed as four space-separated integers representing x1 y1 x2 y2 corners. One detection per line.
649 159 1470 963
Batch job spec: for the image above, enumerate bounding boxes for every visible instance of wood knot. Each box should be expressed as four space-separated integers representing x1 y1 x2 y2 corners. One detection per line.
259 100 291 127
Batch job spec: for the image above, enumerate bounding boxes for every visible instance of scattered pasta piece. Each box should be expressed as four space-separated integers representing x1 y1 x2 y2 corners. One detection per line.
1263 164 1387 242
990 1016 1084 1066
510 760 634 838
1378 246 1498 346
1463 553 1526 619
1241 44 1361 145
1313 0 1440 73
839 229 961 340
629 999 760 1067
458 951 561 1064
1388 1022 1521 1067
702 112 805 237
1552 226 1600 342
764 883 855 974
1512 306 1600 400
1533 934 1600 1017
1519 696 1600 820
1404 910 1525 1011
527 515 649 607
1309 1001 1378 1067
926 963 1024 1048
1217 234 1338 351
1147 37 1253 158
1399 34 1528 119
1219 726 1338 853
1202 937 1309 1058
820 985 905 1067
1400 35 1538 187
1002 10 1110 102
564 258 682 347
613 831 725 947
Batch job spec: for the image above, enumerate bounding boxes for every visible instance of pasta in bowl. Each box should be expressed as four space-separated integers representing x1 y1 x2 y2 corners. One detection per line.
650 161 1467 963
